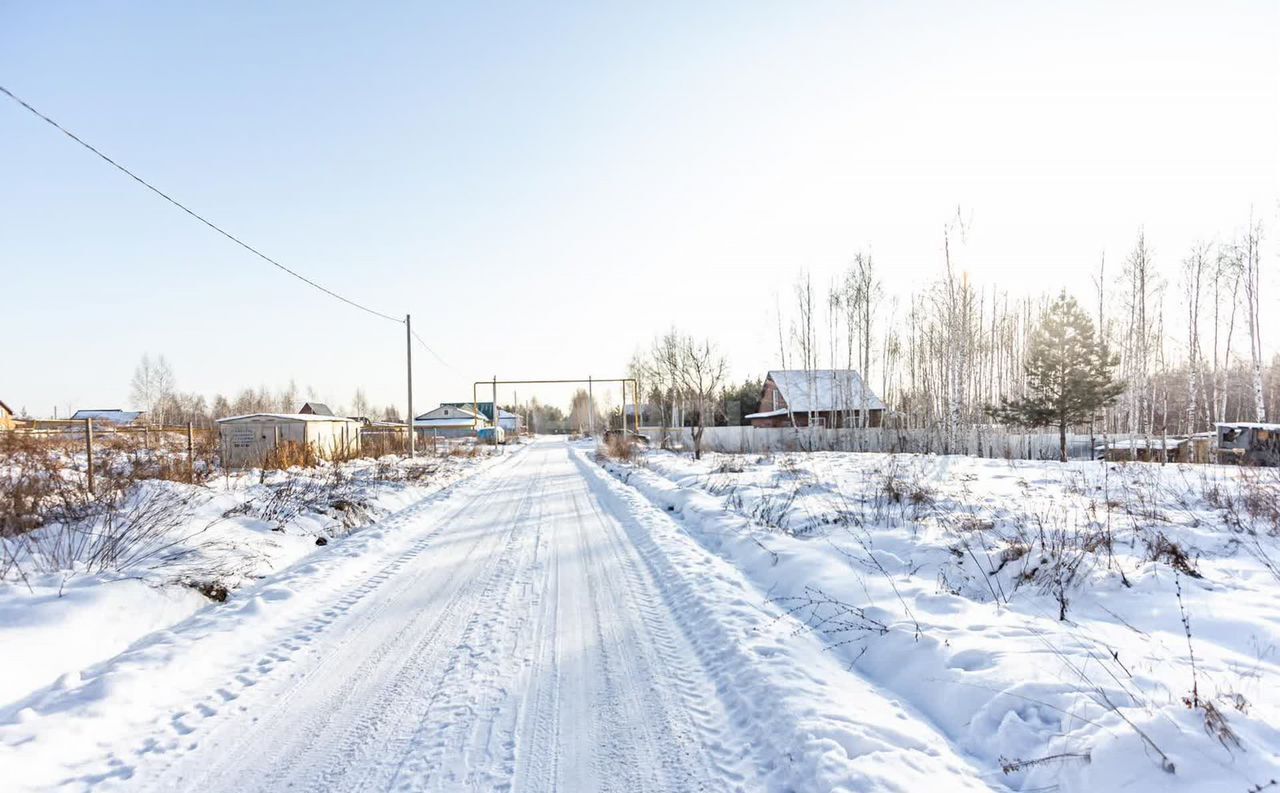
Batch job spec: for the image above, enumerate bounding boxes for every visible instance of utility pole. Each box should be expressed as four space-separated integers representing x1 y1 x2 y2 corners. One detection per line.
588 375 595 436
406 314 416 458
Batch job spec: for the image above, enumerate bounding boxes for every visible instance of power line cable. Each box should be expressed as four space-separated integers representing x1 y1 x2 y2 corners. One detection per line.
0 83 402 324
411 328 452 369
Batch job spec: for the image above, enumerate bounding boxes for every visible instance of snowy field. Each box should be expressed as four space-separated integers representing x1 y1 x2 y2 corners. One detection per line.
0 446 503 712
2 436 1278 792
599 447 1280 792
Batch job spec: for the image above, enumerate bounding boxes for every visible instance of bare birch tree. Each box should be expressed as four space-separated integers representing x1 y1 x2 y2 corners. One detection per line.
1240 218 1267 421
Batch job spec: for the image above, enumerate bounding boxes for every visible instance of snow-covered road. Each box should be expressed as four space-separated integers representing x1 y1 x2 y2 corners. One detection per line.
4 438 995 792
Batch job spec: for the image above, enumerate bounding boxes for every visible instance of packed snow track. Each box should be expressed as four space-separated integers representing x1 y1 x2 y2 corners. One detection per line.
3 438 995 792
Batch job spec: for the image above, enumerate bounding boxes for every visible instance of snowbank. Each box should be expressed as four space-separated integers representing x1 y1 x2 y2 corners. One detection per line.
0 450 507 711
595 448 1280 792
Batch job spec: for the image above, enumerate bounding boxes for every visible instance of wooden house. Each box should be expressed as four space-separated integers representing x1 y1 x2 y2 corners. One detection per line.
744 370 886 428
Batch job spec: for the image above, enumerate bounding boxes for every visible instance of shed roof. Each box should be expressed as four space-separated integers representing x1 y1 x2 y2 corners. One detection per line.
299 402 334 416
1215 422 1280 431
0 400 12 415
70 409 145 424
217 413 360 424
755 370 886 415
413 417 479 428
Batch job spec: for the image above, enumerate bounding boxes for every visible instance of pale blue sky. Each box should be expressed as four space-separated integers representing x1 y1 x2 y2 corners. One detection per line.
3 1 1277 417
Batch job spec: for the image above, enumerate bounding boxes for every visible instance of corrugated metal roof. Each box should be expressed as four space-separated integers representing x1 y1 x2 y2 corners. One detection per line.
217 413 361 424
767 370 886 413
414 417 480 428
70 409 145 424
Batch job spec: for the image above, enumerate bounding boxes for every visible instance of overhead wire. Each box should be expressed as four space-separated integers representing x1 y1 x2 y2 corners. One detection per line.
411 328 452 370
0 83 404 325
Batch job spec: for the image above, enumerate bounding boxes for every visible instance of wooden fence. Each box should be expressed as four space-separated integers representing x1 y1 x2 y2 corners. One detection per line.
9 419 209 494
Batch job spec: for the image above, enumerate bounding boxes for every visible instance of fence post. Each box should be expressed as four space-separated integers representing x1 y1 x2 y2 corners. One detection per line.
144 426 150 450
85 418 95 496
187 422 195 481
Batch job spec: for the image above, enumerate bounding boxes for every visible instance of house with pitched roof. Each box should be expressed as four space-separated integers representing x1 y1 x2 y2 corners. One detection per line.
298 402 334 416
744 370 886 429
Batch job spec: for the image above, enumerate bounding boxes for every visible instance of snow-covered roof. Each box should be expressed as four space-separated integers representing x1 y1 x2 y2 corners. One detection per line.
416 404 485 421
70 409 145 425
766 370 886 413
414 417 480 428
1215 422 1280 431
217 413 360 424
743 408 788 420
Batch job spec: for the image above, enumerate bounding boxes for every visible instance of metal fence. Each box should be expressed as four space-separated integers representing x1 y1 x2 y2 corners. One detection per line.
643 425 1097 460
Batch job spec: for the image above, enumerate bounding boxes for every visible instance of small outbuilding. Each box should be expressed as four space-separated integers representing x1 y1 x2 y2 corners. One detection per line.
1216 422 1280 467
217 413 361 468
1095 437 1188 463
0 400 14 431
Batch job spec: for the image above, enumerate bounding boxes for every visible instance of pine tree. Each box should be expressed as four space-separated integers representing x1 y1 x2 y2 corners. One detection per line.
991 292 1123 461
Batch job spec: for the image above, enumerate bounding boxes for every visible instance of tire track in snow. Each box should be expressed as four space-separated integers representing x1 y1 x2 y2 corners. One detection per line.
105 460 536 792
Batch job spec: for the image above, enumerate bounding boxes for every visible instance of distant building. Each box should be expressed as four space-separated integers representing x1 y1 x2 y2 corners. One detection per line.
0 400 14 431
1216 422 1280 467
216 413 361 468
440 402 522 434
299 402 334 416
1095 437 1187 463
744 370 886 429
414 405 489 439
70 409 146 427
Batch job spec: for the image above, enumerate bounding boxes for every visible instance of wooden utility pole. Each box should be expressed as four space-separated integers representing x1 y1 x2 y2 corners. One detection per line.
406 313 416 458
187 422 195 481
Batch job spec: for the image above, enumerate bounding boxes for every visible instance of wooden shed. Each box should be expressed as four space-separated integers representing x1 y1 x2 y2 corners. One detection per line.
0 400 14 431
217 413 361 468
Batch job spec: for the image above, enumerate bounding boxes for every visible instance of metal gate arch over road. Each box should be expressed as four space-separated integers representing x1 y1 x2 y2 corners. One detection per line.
471 377 641 435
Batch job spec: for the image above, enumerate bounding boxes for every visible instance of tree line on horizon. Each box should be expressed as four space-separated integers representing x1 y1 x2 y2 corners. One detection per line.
627 212 1277 459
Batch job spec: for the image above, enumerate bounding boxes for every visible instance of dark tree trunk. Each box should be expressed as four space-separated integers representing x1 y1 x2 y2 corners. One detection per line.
1059 419 1068 463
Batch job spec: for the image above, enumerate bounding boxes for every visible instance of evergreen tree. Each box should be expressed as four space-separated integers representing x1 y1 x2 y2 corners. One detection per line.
991 292 1123 461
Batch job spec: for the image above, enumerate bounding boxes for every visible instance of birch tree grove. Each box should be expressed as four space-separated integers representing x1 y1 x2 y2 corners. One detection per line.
762 214 1275 451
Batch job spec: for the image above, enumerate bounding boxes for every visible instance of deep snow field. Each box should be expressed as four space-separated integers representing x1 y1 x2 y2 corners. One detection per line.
0 447 502 711
3 435 1279 792
597 448 1280 792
